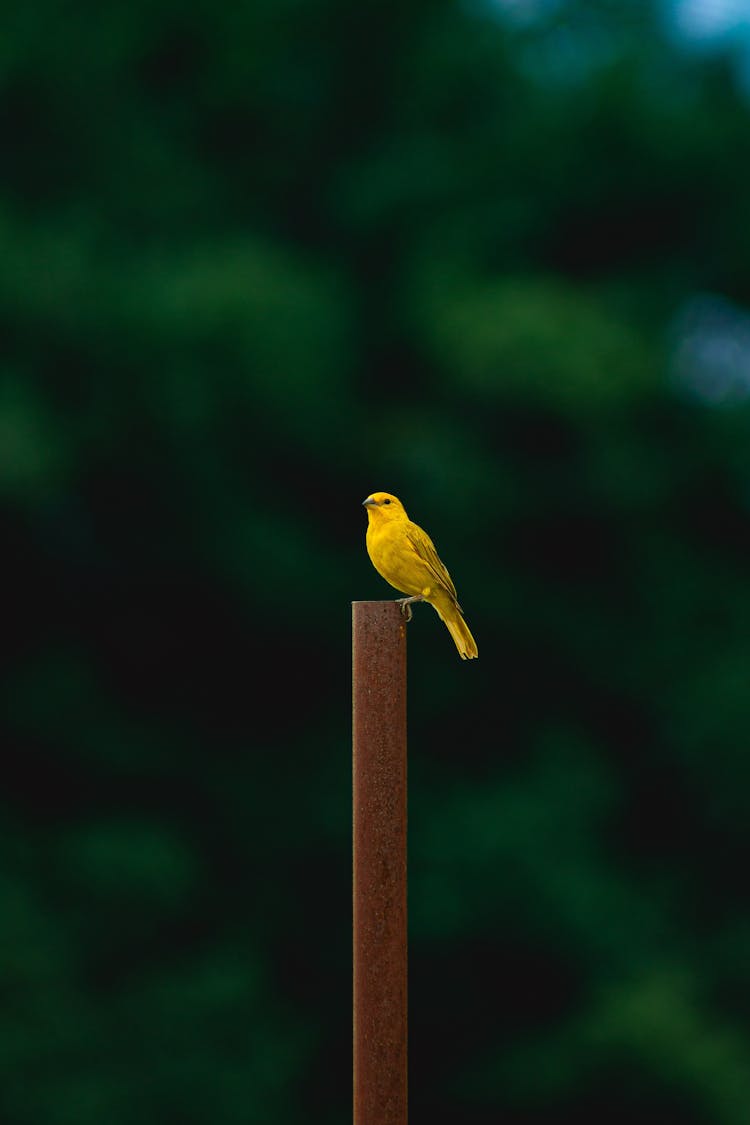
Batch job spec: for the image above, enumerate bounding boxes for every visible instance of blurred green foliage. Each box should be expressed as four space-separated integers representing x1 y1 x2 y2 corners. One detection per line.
3 1 750 1121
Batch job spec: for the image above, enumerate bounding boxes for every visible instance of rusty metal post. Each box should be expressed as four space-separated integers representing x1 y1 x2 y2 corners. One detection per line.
352 600 408 1125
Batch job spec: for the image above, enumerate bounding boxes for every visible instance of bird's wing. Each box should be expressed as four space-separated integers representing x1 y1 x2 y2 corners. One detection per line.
405 522 460 606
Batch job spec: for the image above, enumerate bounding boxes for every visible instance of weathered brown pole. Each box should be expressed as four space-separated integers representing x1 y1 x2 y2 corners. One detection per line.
352 600 408 1125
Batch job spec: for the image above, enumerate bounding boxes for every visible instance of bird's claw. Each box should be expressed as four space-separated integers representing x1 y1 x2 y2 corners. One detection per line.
396 595 423 622
397 599 413 622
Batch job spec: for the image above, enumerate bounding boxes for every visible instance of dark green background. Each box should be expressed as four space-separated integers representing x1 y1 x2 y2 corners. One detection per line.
4 1 750 1121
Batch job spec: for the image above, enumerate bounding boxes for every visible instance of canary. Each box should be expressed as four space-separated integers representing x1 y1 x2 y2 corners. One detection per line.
362 491 478 660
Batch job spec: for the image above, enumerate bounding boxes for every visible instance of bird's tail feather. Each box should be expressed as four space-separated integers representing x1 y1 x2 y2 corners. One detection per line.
434 601 478 660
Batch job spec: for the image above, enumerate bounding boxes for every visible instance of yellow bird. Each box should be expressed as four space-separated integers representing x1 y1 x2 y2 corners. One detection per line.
362 491 478 660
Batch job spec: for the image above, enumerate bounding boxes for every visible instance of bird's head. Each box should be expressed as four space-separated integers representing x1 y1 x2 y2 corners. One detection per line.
362 492 408 522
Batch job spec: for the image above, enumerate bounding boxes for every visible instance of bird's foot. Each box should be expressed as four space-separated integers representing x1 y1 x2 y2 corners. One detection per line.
396 595 424 622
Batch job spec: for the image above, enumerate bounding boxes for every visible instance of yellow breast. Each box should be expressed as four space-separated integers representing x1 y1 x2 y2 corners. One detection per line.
366 522 432 598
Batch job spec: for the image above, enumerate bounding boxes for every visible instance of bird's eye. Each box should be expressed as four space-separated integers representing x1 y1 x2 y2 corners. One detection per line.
383 499 391 505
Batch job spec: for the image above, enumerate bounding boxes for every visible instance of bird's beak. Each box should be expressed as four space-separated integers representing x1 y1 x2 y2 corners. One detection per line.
362 497 376 507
